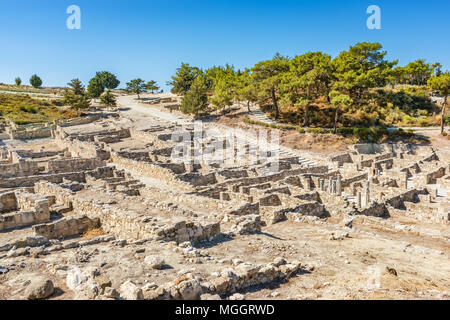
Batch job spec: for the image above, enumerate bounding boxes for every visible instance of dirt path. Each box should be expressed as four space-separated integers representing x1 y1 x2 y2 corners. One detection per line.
116 94 325 165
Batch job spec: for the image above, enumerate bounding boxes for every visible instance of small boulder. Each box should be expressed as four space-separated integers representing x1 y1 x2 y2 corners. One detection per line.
95 276 112 293
25 277 54 300
145 256 165 270
103 287 119 299
200 293 222 300
229 293 245 300
273 257 287 267
120 280 143 300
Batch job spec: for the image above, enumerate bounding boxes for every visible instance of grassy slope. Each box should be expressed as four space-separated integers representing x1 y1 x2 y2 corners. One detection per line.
0 93 76 125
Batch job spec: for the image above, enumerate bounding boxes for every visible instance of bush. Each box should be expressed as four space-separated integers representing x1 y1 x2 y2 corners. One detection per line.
29 74 43 88
444 115 450 125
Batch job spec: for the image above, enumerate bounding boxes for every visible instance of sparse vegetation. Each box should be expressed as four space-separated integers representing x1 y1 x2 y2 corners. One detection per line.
0 93 75 124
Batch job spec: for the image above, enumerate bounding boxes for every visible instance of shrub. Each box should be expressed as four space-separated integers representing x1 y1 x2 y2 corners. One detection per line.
29 74 43 88
444 115 450 125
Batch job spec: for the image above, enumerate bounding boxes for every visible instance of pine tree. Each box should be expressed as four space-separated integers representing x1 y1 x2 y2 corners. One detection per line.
180 76 209 118
30 74 43 88
126 79 147 99
100 89 117 107
87 76 105 98
63 79 91 116
169 63 202 95
146 80 160 94
428 73 450 133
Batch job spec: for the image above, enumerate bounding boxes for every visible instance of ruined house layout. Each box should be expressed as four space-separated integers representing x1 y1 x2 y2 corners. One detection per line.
0 100 449 300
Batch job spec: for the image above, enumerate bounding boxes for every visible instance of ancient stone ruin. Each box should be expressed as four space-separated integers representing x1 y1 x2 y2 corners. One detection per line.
0 106 448 300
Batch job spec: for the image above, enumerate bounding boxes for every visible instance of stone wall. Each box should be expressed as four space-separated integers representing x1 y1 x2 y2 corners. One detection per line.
330 153 353 166
273 202 326 223
0 171 86 188
342 173 368 188
33 182 220 243
0 160 41 178
110 152 192 191
0 194 50 231
15 149 65 159
8 127 52 140
47 158 105 173
0 191 17 213
356 202 389 218
386 189 428 209
33 215 100 239
54 115 101 127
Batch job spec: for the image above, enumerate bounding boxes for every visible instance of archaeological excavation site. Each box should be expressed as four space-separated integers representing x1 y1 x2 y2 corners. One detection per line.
0 94 448 301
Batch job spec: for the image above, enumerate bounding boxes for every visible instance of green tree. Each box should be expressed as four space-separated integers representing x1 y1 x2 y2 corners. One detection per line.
96 71 120 90
30 74 43 88
169 63 202 95
15 77 21 86
332 42 396 100
252 53 290 119
402 59 434 85
63 79 91 116
432 63 443 77
126 78 147 99
235 70 258 112
282 51 333 126
87 76 105 98
180 76 209 118
146 80 160 94
100 89 117 107
428 73 450 133
388 66 406 87
205 64 236 90
329 90 353 134
210 75 234 113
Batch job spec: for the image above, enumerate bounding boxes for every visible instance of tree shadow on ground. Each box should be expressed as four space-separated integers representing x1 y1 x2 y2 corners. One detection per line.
255 231 285 241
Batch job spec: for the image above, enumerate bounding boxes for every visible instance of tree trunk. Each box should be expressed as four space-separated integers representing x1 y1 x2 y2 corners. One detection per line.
137 92 140 100
334 107 339 134
303 105 309 127
271 89 279 120
247 101 251 113
442 94 447 134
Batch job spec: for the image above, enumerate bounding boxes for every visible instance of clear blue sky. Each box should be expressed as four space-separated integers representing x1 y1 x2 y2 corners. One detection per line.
0 0 448 90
